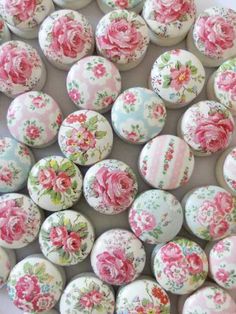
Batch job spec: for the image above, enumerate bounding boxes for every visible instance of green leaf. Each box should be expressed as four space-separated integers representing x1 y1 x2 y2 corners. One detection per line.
190 65 197 75
88 115 98 126
23 262 33 275
95 131 107 139
61 161 73 171
161 53 170 63
72 180 78 190
163 78 171 88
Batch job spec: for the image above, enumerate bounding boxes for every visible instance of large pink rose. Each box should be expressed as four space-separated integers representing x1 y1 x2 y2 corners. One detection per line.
170 66 191 91
186 253 203 274
194 112 234 153
50 226 68 247
154 0 193 23
197 201 217 226
67 127 96 153
38 168 56 190
93 166 135 211
63 232 81 252
80 290 103 308
0 44 33 84
52 172 72 193
0 200 27 243
217 71 236 92
0 166 13 184
15 275 40 302
32 293 55 312
197 15 235 56
161 242 183 263
5 0 36 22
215 192 233 214
97 18 142 59
96 249 135 285
51 16 87 58
209 220 229 238
164 260 188 284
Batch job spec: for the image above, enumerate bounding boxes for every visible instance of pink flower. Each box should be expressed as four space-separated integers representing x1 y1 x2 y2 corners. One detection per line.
66 113 86 124
102 96 113 107
123 91 136 104
115 0 129 8
63 232 81 252
0 20 4 31
69 89 81 102
0 166 13 184
161 242 183 263
32 96 46 108
93 63 106 78
170 65 191 91
38 168 56 190
80 293 94 308
67 127 96 153
52 172 72 193
56 113 62 126
164 260 188 284
5 0 36 22
50 226 68 247
215 268 230 283
194 112 234 153
97 18 142 59
186 253 203 274
80 290 103 308
154 0 193 23
213 291 226 305
129 209 156 237
31 293 55 312
89 290 103 305
215 192 233 214
126 131 140 143
93 166 135 211
25 125 40 140
15 275 40 302
96 249 135 285
209 220 229 238
197 201 216 226
51 16 87 58
197 15 235 56
152 104 165 119
217 71 236 92
212 241 225 254
0 44 33 84
0 199 27 243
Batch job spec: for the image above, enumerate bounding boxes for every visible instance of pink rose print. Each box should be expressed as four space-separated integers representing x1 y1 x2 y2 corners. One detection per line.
66 113 87 124
25 125 40 140
197 15 235 56
126 131 140 143
67 127 96 152
213 291 226 305
15 275 40 302
217 71 236 92
38 168 56 190
68 89 81 102
53 172 72 193
32 96 47 109
93 166 135 211
129 209 156 237
216 268 230 283
32 293 55 312
154 0 193 23
170 66 191 91
96 248 135 284
56 113 63 126
209 220 229 238
5 0 36 22
0 199 27 243
123 91 136 104
115 0 129 8
97 18 142 59
213 241 225 254
50 226 68 247
102 96 113 107
194 112 234 153
215 192 233 214
63 232 81 252
197 201 216 226
0 166 13 184
80 290 103 308
93 63 106 78
0 20 4 31
135 303 160 314
161 242 183 263
51 16 87 58
164 260 188 285
152 104 165 119
0 44 33 84
186 253 203 274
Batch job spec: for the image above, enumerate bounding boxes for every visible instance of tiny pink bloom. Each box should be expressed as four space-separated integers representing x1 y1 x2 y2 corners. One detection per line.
0 20 4 31
66 113 86 124
123 92 136 104
152 104 165 119
186 253 203 274
69 89 81 102
170 65 191 91
25 124 40 140
115 0 129 8
213 291 226 305
5 0 36 22
126 131 140 143
215 268 230 283
56 113 63 126
66 127 96 153
213 241 225 254
32 96 47 108
154 0 193 23
102 96 113 107
161 242 183 263
0 166 13 184
93 63 106 78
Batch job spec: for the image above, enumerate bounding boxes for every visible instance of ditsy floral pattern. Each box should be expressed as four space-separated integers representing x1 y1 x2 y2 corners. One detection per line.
184 186 236 240
39 10 94 68
112 87 166 144
0 41 44 97
39 210 95 266
116 278 170 314
193 7 236 59
60 274 115 313
58 110 113 166
103 0 142 10
67 56 121 112
180 101 234 155
7 256 64 313
84 159 138 215
153 238 208 294
0 137 34 193
91 229 146 285
7 91 62 147
27 156 82 211
151 49 205 106
96 10 149 64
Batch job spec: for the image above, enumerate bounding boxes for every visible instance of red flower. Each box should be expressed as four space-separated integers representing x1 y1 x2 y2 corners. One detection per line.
15 275 40 302
93 63 106 78
52 172 72 193
50 226 68 247
63 232 81 252
56 113 63 126
25 124 40 140
66 113 87 124
186 253 203 274
0 166 13 184
38 168 56 190
68 89 81 103
115 0 129 8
